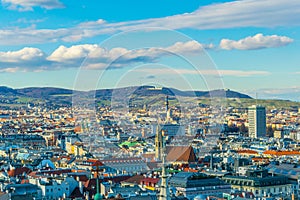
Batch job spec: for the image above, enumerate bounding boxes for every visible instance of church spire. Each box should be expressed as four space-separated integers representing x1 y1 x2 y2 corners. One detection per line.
155 124 164 161
165 95 169 113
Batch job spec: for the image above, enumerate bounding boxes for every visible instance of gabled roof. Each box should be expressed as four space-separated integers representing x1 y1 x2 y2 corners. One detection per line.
8 167 31 177
140 177 160 184
92 160 104 167
166 146 196 163
69 187 84 198
122 175 145 184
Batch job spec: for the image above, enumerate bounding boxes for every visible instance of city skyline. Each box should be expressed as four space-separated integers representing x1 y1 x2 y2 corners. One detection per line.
0 0 300 101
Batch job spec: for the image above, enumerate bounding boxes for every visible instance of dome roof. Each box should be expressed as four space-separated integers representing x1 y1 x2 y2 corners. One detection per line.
94 193 103 200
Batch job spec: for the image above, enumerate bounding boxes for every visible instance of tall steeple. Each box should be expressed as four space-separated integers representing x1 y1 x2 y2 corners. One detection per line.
155 125 164 161
165 96 172 122
158 129 170 200
156 97 170 200
165 96 169 113
159 155 170 200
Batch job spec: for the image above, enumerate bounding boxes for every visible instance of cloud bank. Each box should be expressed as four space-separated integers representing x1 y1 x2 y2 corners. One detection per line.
0 0 300 44
219 33 293 50
0 41 208 72
137 68 270 77
1 0 64 11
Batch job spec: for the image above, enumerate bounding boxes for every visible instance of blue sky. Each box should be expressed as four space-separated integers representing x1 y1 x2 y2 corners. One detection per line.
0 0 300 100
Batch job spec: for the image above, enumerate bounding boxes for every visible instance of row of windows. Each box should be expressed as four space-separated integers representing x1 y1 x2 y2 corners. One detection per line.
46 187 68 192
242 186 291 195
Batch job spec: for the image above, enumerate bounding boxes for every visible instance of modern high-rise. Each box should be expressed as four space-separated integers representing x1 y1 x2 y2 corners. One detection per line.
248 105 266 138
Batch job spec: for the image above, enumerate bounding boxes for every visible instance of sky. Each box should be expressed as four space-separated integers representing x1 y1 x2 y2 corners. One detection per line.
0 0 300 100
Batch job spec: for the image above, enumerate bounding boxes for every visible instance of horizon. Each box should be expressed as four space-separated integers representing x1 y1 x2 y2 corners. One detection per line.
3 83 300 102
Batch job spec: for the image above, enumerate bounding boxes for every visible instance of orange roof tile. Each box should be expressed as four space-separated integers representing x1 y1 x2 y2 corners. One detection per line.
237 149 258 155
166 146 196 163
263 150 300 156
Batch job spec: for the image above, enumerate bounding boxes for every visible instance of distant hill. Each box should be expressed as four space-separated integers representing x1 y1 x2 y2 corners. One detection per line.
16 87 73 98
0 85 252 107
0 86 20 96
94 86 252 99
1 85 299 110
0 85 252 99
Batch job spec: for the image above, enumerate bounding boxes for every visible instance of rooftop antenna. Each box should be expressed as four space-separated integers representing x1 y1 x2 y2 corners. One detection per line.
165 95 169 113
255 92 258 106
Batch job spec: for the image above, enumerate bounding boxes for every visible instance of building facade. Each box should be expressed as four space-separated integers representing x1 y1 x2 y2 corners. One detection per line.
222 169 293 198
169 172 231 199
248 105 266 138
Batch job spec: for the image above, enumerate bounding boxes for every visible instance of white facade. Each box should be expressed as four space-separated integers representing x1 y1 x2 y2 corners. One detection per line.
248 105 266 138
29 176 78 199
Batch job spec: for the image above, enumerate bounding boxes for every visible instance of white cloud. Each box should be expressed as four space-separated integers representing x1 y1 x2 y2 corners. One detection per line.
136 68 270 77
16 18 46 24
77 19 106 28
217 70 270 76
47 44 104 62
0 47 49 72
166 40 213 53
219 33 293 50
0 43 272 78
244 87 300 101
0 47 45 62
61 0 300 42
0 27 69 45
0 67 22 73
1 0 64 11
1 0 300 44
0 41 210 72
47 40 210 69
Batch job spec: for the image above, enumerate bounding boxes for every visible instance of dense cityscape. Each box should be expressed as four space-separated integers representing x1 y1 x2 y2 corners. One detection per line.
1 0 300 199
0 87 299 200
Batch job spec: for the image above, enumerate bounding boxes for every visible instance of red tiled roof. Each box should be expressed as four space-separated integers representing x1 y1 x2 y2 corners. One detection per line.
69 174 89 182
166 146 196 163
237 149 258 155
140 177 160 185
122 175 144 184
21 179 29 184
29 169 72 178
263 150 300 156
8 167 31 177
91 160 104 167
183 168 198 172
